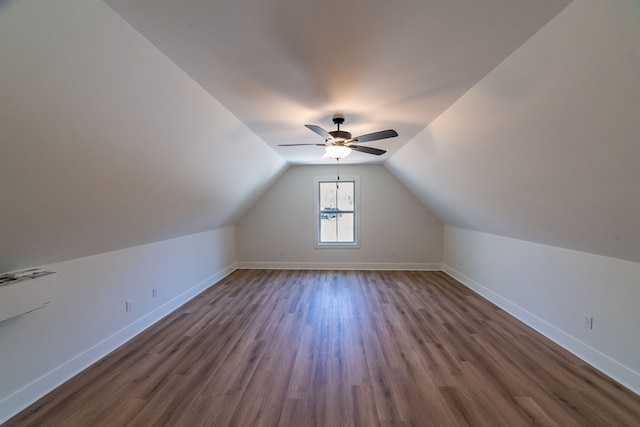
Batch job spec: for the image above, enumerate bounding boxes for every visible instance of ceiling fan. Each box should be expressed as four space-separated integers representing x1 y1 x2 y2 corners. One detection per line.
278 114 398 159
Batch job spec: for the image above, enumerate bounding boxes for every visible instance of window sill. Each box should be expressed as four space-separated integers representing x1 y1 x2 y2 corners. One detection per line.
315 243 360 249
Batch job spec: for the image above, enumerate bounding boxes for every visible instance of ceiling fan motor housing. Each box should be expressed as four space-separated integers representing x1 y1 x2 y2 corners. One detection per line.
328 130 352 142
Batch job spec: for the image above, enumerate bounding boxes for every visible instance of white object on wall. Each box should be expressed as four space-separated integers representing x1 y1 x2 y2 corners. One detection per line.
0 271 56 322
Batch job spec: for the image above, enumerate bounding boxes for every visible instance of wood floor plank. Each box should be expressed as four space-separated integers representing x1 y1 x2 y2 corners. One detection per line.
5 270 640 426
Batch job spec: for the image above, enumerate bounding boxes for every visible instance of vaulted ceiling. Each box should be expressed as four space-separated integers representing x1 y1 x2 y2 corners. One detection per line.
2 0 639 270
104 0 572 164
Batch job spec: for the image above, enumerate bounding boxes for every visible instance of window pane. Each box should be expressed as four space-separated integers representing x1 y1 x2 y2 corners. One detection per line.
319 181 354 212
320 213 354 243
336 181 354 211
319 182 337 211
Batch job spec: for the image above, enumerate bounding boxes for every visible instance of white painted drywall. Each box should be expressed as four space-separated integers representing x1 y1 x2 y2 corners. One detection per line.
387 0 640 264
0 0 286 271
0 226 237 423
443 226 640 394
236 165 443 269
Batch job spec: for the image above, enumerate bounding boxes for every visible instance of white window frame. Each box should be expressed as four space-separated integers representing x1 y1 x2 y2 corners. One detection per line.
314 175 360 248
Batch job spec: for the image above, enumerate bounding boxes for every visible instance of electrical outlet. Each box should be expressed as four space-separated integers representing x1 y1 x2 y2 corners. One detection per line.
583 315 593 329
125 299 132 312
152 288 158 298
391 249 396 257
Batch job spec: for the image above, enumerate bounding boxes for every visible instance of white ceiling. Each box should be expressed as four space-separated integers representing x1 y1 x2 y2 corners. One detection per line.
2 0 640 270
104 0 571 164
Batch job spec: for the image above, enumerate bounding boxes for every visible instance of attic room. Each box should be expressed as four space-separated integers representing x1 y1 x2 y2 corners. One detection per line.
1 0 639 424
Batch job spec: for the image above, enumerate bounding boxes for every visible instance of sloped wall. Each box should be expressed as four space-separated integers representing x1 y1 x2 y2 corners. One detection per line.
387 0 640 264
0 0 286 272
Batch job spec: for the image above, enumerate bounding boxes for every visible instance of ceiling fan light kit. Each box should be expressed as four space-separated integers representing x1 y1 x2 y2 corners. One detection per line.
323 145 352 160
278 114 398 160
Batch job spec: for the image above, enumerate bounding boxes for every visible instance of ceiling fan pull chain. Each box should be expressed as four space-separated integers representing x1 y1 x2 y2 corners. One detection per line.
335 159 340 225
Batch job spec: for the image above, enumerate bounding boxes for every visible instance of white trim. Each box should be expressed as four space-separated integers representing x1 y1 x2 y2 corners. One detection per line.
0 262 237 424
442 263 640 395
237 261 441 271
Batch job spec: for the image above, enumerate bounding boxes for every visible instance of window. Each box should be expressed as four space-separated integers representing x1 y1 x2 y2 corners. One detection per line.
315 176 359 247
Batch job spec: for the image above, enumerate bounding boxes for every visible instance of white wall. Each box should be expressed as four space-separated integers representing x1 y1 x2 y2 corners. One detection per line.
236 164 443 269
0 0 287 272
443 226 640 394
0 226 237 423
387 0 640 264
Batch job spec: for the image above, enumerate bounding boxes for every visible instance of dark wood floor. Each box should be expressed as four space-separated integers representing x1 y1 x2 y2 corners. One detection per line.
5 270 640 426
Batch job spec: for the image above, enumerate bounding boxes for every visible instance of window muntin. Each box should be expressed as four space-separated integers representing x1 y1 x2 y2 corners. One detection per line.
316 178 358 246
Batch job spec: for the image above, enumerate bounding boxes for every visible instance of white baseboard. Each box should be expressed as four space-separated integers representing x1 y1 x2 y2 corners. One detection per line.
237 261 442 270
442 263 640 395
0 262 237 424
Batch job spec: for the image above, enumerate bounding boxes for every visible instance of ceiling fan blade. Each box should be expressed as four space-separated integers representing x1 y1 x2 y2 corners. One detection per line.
351 145 387 156
350 129 398 143
278 143 326 146
305 124 330 139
